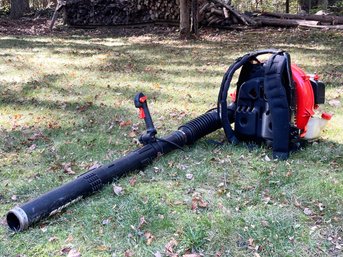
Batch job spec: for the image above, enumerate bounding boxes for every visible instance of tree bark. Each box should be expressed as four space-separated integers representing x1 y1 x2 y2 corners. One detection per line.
180 0 190 39
23 0 29 11
285 0 290 13
191 0 199 36
10 0 25 19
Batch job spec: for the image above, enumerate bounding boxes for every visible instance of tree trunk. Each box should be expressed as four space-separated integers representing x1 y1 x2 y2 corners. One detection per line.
24 0 30 11
285 0 290 13
191 0 199 36
180 0 191 39
10 0 25 19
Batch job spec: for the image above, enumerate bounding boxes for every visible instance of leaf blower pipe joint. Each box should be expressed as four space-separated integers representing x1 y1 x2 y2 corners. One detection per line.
6 206 29 232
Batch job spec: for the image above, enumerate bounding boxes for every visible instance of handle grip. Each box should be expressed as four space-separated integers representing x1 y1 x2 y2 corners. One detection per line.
134 92 157 144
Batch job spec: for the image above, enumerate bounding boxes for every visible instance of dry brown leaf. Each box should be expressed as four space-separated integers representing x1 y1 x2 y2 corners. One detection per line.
144 232 155 245
87 162 101 170
165 238 178 256
28 144 37 151
248 238 255 247
113 184 123 196
191 193 208 210
294 198 302 207
77 102 93 112
120 120 132 127
96 245 109 251
154 252 162 257
304 208 312 216
67 249 81 257
65 234 74 243
129 176 137 186
61 247 72 255
128 131 137 138
138 216 147 229
62 162 75 175
14 114 23 120
48 236 58 242
124 249 134 257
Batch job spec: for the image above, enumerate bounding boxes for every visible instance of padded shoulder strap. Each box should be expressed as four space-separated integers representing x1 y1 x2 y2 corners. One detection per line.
264 53 291 160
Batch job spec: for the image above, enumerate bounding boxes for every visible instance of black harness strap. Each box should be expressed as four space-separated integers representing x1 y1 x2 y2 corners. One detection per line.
264 53 291 160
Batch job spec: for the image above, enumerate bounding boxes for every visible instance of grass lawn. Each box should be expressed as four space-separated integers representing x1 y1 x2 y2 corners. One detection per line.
0 27 342 257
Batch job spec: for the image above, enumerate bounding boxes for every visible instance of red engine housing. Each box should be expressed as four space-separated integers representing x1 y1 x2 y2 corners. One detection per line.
291 64 315 136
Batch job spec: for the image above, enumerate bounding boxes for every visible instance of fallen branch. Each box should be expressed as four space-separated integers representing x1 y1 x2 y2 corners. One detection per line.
50 0 66 30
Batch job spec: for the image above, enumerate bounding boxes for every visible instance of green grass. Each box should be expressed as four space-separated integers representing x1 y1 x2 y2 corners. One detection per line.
0 28 342 257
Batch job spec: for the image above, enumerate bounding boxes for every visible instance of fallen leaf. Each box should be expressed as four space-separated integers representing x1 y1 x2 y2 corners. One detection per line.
191 193 208 210
124 249 134 257
138 216 147 229
318 203 325 211
129 176 137 186
60 247 72 255
102 219 110 225
128 131 137 138
154 167 162 173
62 162 75 175
28 131 48 141
144 232 155 245
67 249 81 257
165 238 178 256
77 102 93 112
14 114 23 120
40 225 47 232
294 198 302 207
48 236 58 242
28 144 37 151
120 120 132 127
87 162 101 170
261 220 269 227
248 238 255 247
304 208 312 216
113 184 123 196
154 251 162 257
65 234 74 243
96 245 109 251
186 173 193 180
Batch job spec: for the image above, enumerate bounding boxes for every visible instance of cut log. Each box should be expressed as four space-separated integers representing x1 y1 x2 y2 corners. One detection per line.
260 12 343 25
255 17 319 27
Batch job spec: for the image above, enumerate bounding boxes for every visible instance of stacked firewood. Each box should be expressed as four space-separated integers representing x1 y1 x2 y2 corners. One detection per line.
64 0 180 26
199 0 256 27
62 0 343 29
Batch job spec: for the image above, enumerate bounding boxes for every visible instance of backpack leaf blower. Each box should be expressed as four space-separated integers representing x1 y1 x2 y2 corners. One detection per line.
6 49 330 231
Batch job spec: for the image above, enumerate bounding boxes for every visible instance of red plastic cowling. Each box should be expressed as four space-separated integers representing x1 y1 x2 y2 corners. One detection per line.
291 64 315 136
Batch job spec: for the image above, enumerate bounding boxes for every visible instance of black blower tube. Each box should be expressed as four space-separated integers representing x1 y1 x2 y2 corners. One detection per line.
7 109 230 232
